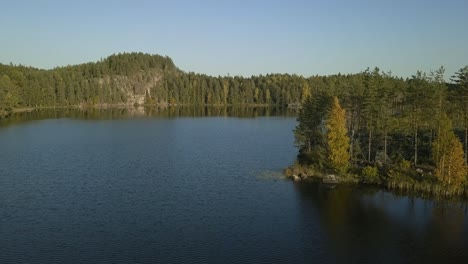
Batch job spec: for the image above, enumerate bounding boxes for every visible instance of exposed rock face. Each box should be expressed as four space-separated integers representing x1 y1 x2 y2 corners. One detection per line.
98 70 163 106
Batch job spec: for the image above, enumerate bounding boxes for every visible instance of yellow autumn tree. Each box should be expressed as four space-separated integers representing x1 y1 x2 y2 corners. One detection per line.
326 96 350 174
432 114 467 187
301 81 311 102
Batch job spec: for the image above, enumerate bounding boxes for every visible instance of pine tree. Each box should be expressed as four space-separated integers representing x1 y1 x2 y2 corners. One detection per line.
326 96 350 174
294 92 332 167
362 68 381 162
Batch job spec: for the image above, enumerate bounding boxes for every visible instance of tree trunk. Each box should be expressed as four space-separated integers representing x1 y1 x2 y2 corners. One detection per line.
465 125 467 166
429 129 433 147
384 130 388 164
350 129 355 163
465 105 468 166
414 128 418 166
368 129 372 162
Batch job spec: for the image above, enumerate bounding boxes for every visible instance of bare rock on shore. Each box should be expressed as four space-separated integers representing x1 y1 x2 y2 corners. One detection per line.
292 175 301 181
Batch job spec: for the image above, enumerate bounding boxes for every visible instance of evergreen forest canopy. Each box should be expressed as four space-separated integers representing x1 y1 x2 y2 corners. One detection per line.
0 52 329 111
292 66 468 196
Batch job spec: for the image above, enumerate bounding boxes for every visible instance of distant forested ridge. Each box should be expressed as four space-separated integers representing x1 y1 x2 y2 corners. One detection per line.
0 52 313 113
0 53 177 112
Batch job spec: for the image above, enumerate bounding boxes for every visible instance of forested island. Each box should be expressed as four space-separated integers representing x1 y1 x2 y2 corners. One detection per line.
1 52 467 196
286 67 468 198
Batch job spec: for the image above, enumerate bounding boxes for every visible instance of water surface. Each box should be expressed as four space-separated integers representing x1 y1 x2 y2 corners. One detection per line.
0 108 467 263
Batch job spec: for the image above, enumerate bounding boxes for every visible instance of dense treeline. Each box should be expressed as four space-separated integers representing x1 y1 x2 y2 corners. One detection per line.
0 52 312 114
0 53 178 111
152 72 310 106
291 66 468 197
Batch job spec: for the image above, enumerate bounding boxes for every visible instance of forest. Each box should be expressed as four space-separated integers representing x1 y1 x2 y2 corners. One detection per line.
0 52 312 114
289 66 468 197
0 52 467 195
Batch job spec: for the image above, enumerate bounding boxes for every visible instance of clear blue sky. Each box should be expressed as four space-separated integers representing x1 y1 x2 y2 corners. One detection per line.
1 0 467 78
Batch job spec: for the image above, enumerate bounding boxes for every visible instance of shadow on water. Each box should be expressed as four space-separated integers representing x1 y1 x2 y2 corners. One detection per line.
0 106 297 128
293 182 468 263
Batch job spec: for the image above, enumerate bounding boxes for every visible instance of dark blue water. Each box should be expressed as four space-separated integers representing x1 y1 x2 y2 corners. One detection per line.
0 109 467 263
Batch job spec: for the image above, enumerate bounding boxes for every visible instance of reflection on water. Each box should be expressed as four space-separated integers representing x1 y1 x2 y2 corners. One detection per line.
0 106 297 128
294 182 468 263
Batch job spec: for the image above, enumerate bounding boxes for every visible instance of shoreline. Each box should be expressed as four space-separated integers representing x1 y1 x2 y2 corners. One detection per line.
0 103 295 118
284 163 468 199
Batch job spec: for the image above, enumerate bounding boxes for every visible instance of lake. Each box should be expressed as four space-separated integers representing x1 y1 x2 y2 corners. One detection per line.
1 108 467 263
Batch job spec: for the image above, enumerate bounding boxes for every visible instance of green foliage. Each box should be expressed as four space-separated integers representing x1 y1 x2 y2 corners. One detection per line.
284 162 319 179
289 65 468 196
0 74 19 110
361 166 380 184
399 159 411 170
294 92 332 167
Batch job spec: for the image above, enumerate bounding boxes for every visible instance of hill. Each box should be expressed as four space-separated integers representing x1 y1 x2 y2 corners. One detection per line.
0 52 311 113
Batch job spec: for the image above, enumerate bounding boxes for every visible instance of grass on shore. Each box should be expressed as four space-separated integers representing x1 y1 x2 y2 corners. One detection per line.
284 161 468 198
